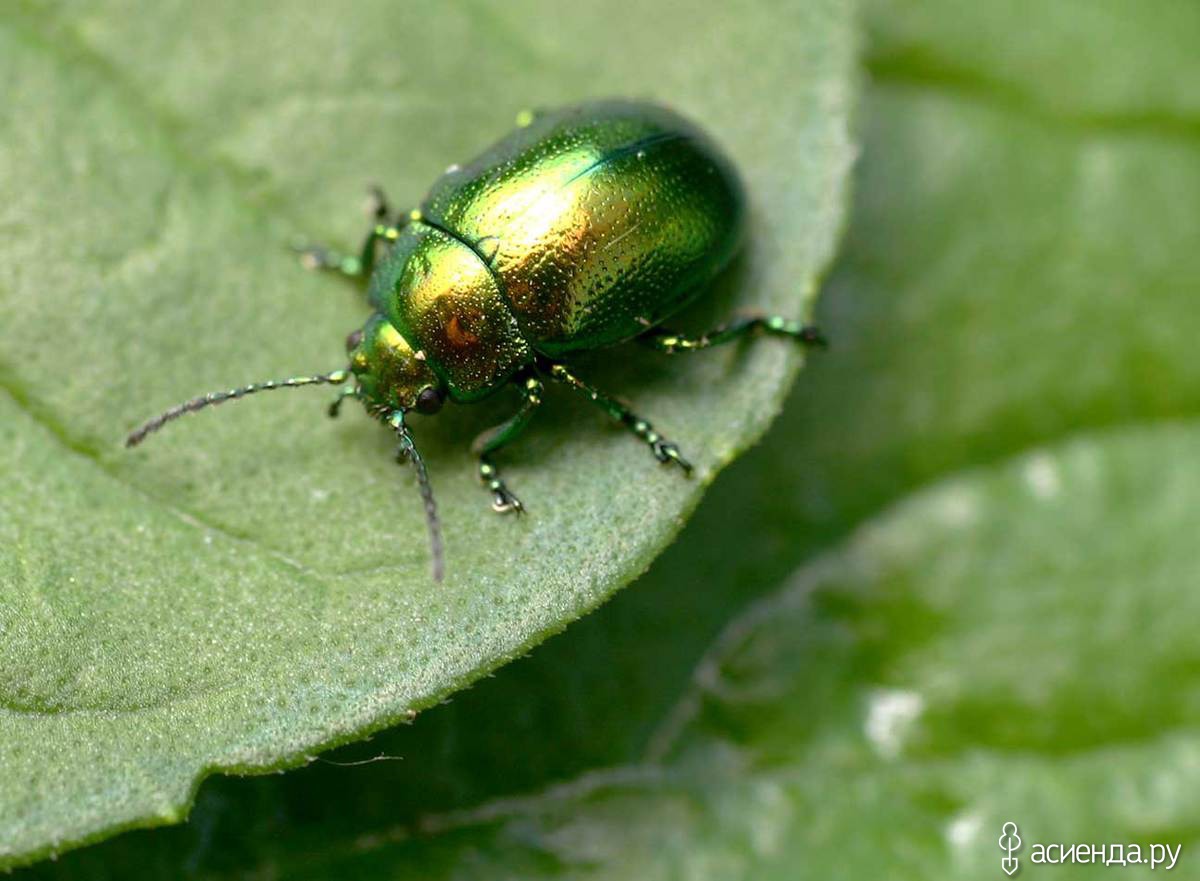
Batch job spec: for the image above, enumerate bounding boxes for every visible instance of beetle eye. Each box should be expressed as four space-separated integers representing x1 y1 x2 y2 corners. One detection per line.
415 386 445 414
345 329 364 352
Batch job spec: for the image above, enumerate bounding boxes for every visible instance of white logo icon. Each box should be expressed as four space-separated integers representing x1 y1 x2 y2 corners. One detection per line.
999 822 1022 876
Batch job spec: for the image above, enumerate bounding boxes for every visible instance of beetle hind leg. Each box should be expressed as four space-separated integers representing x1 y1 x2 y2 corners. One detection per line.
547 364 692 474
471 375 544 513
638 316 827 353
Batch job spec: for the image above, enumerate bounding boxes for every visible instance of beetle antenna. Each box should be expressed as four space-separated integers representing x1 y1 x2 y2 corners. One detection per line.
126 369 350 448
389 412 445 582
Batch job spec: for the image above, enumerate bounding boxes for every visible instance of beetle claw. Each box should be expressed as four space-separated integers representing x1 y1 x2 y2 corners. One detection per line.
798 324 829 348
491 489 525 514
653 441 692 474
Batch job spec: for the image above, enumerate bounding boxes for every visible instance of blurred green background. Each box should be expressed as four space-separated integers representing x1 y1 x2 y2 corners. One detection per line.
6 0 1200 877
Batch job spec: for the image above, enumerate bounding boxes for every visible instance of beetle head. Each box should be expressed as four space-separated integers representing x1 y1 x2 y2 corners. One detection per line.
347 314 447 417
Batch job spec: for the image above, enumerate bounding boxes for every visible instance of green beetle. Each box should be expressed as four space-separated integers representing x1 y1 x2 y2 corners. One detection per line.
127 100 824 580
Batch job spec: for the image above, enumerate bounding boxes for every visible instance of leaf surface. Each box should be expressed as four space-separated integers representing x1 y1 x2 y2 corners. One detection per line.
25 0 1199 876
0 0 856 866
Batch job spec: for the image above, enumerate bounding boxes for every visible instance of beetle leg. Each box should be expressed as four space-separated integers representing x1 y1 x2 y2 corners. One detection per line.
638 316 827 353
365 184 393 224
294 186 408 279
470 375 544 513
327 385 357 419
294 223 404 279
546 364 692 474
294 243 363 277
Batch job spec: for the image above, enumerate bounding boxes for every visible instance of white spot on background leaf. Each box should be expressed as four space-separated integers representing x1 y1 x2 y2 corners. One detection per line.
936 485 980 528
946 811 982 851
1024 452 1061 500
865 689 924 758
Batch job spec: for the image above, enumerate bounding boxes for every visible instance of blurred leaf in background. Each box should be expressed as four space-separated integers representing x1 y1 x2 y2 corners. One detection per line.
0 0 856 868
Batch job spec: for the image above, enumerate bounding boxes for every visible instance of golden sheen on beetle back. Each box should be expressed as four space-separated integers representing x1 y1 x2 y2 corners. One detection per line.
126 99 826 582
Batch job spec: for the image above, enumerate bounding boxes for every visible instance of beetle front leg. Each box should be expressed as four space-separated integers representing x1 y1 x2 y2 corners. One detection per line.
638 316 827 353
327 384 357 418
471 375 544 513
546 364 692 474
295 186 407 279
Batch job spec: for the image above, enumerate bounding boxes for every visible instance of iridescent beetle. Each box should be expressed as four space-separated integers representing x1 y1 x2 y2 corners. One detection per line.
127 100 824 581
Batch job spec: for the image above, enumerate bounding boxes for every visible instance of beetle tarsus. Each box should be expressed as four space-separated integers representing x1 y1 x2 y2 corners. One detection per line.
639 316 829 353
490 485 525 515
328 386 356 419
548 363 692 477
653 440 692 473
795 324 829 348
478 458 525 515
470 376 543 514
295 243 363 279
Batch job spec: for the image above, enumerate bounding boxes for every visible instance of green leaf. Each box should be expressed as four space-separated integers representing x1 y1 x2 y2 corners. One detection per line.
23 0 1198 876
15 0 1199 875
216 423 1200 880
0 0 857 867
